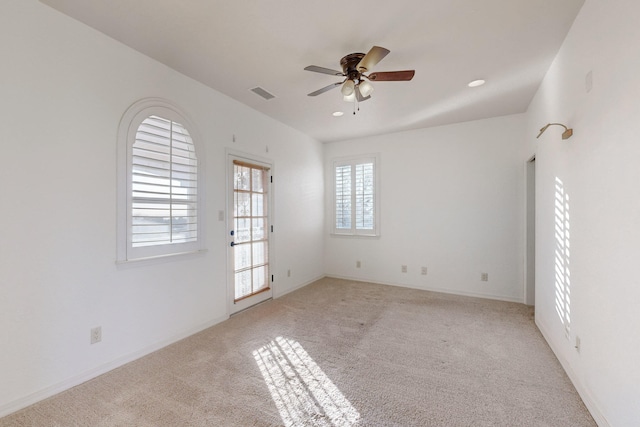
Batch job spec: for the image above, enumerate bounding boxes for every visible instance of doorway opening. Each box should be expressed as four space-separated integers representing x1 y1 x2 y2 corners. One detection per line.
525 155 536 306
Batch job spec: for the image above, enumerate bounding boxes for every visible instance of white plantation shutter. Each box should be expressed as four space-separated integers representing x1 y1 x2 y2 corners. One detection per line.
355 162 374 230
333 156 378 236
128 114 199 258
335 165 352 230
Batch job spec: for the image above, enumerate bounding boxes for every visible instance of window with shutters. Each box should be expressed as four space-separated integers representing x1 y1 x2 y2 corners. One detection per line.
332 155 379 236
117 99 204 261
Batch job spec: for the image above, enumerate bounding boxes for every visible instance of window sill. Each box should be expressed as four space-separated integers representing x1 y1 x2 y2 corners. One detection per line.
116 249 207 268
330 233 380 239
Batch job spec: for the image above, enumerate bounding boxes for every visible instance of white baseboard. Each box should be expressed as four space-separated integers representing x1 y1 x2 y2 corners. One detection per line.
535 317 610 427
274 274 326 299
325 274 523 303
0 314 228 419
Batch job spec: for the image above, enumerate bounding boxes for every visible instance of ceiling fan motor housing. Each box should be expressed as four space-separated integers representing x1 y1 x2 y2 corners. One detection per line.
340 53 366 81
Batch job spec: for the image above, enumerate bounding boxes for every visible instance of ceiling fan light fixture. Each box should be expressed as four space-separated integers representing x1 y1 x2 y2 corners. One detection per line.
359 80 374 97
343 92 356 102
341 79 355 96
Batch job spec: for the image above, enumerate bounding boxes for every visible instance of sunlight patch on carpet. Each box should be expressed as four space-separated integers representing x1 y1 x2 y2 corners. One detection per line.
253 336 360 426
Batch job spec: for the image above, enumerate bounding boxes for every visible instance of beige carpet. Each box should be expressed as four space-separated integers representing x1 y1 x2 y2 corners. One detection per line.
1 278 596 426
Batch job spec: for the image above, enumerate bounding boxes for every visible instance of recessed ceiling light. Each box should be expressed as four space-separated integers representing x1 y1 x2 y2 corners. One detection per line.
332 111 344 117
468 79 486 88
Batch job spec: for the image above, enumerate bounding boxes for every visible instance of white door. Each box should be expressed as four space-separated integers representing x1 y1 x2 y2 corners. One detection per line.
228 155 273 314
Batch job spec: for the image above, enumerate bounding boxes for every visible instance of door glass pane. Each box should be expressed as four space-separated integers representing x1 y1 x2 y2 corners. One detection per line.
252 218 265 240
235 166 250 191
253 266 267 292
235 270 252 299
252 241 267 266
252 169 264 193
235 192 250 217
252 193 264 216
236 218 251 243
234 243 251 270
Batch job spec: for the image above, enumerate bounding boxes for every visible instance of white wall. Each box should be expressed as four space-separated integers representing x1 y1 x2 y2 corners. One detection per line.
0 0 324 415
324 114 525 302
524 0 640 425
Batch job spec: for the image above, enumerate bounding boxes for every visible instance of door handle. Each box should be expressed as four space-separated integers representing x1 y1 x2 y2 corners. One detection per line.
230 241 235 247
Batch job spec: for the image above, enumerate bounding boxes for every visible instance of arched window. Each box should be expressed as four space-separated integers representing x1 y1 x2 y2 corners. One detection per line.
118 99 204 261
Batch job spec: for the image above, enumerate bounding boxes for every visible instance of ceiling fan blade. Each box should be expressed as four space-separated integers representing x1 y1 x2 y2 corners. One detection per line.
307 82 342 96
357 46 390 72
304 65 344 76
355 86 371 102
368 70 415 81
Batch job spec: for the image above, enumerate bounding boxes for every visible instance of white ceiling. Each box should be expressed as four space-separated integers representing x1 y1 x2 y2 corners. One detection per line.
40 0 584 143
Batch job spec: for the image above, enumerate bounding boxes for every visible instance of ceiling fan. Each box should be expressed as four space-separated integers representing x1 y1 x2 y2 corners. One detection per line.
304 46 415 103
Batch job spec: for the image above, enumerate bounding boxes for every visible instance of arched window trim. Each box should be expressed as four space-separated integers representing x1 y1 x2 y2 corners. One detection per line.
117 98 206 262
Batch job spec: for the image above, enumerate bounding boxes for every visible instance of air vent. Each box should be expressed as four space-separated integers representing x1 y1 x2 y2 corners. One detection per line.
250 87 276 100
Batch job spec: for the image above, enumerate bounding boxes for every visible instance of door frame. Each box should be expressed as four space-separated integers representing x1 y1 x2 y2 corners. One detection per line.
226 149 275 315
524 155 536 306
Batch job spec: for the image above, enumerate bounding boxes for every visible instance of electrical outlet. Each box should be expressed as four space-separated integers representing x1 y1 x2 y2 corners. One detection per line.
356 260 361 268
401 265 407 273
90 326 102 345
421 267 428 275
481 273 489 282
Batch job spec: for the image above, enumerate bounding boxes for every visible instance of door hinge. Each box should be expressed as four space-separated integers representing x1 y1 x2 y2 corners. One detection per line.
271 225 273 232
270 176 273 183
271 275 274 282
